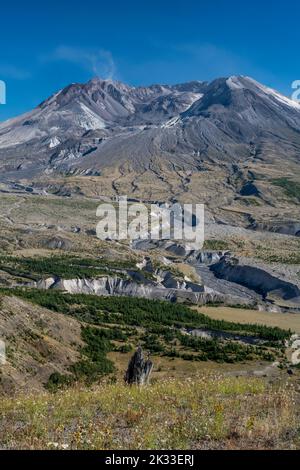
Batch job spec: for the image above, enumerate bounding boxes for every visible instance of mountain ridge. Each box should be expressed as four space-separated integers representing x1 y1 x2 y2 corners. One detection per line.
0 75 299 225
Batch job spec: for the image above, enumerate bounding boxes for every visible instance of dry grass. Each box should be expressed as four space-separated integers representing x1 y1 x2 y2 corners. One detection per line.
108 351 277 382
0 296 83 395
194 306 300 334
0 375 299 450
175 263 201 283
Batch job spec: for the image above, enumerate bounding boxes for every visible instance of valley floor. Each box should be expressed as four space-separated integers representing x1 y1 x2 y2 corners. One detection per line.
193 306 300 334
0 191 299 450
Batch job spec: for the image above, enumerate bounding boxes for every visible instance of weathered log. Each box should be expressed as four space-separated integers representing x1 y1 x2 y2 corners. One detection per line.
124 346 153 385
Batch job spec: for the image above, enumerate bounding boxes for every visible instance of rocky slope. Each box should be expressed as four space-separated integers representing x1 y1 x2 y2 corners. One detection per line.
0 76 299 182
24 247 299 312
0 78 206 179
209 255 300 308
0 295 83 394
0 75 299 230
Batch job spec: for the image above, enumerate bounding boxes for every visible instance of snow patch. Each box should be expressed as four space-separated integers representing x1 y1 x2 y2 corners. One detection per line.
226 76 245 90
247 77 300 111
161 116 181 129
77 103 106 130
49 136 60 148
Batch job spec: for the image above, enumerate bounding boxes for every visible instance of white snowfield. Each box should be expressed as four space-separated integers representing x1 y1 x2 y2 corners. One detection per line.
226 75 300 110
246 76 300 110
226 76 245 90
49 136 61 148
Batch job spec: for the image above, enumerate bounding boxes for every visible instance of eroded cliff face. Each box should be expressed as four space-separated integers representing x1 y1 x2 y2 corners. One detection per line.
35 275 222 305
210 256 300 307
12 241 296 312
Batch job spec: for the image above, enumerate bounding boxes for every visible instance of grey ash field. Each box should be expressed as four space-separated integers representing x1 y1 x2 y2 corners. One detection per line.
0 75 300 449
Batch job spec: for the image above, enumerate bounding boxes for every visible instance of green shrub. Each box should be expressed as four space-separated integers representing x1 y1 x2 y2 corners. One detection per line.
272 178 300 202
0 288 291 342
45 372 74 392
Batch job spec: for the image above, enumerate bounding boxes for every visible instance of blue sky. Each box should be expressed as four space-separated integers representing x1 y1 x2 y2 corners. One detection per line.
0 0 300 120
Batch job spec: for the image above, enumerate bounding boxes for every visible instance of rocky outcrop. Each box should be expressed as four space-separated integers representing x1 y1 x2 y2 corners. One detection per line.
210 256 300 306
32 245 300 310
2 76 300 186
124 346 153 385
133 242 290 308
132 239 196 257
39 236 73 251
252 221 300 237
188 251 226 265
183 327 267 346
35 275 223 305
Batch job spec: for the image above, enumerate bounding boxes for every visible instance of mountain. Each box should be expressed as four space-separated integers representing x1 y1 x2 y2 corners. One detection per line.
0 75 299 220
0 77 206 178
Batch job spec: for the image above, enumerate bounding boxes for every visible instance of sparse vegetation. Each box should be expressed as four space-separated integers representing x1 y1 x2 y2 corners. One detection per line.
45 326 119 390
272 178 300 202
177 333 276 363
70 327 116 384
0 375 298 449
236 196 261 206
1 78 300 452
255 245 300 265
203 240 230 251
45 372 74 392
0 288 291 390
0 288 291 342
195 306 300 334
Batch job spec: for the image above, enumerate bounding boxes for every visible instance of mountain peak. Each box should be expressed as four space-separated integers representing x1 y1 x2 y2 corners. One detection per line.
1 75 300 183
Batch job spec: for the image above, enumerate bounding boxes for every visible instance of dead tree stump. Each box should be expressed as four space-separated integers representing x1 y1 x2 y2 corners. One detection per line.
124 346 153 385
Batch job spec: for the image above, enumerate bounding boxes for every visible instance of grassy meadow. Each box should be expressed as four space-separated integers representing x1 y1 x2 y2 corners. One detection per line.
0 375 298 450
